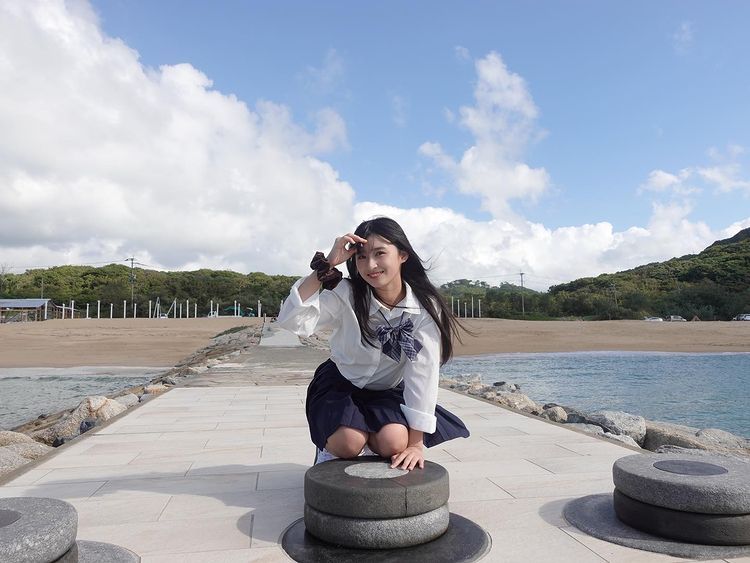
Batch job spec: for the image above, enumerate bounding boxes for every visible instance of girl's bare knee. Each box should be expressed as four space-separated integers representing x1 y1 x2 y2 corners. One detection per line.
326 426 367 458
372 424 408 457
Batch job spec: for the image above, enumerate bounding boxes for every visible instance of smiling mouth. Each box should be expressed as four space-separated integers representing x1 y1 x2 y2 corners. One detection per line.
367 271 383 278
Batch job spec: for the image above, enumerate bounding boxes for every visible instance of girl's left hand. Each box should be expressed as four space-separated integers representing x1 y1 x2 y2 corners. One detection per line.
390 445 424 471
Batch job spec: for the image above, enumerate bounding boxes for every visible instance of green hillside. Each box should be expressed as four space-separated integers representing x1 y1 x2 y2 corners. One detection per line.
547 227 750 320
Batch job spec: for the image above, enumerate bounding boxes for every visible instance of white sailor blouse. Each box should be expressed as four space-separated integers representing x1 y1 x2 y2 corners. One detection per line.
276 277 440 434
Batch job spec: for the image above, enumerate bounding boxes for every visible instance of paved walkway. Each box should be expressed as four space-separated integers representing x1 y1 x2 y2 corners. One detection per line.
1 335 742 562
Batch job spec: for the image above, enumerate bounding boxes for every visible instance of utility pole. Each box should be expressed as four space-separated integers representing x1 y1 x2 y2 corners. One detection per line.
519 272 525 316
125 257 136 304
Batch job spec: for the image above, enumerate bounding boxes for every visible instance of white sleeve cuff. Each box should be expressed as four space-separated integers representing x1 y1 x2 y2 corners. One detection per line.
275 277 320 336
400 404 437 434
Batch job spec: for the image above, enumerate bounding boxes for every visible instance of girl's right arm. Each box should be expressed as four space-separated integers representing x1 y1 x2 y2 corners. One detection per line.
277 233 367 335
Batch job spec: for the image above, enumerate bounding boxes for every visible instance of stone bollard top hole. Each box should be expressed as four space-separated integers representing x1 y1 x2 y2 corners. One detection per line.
653 459 729 476
0 509 22 528
344 462 409 479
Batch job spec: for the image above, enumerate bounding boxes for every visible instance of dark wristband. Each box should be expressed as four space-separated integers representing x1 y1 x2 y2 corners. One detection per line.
310 252 343 290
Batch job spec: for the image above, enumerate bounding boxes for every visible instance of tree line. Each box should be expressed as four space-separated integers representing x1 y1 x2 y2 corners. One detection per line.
2 228 748 320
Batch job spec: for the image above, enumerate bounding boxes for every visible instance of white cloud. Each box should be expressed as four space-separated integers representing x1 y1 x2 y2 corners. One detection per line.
300 48 345 95
419 52 550 219
639 168 699 196
0 1 353 274
673 21 694 55
0 3 747 293
697 164 750 194
354 199 721 291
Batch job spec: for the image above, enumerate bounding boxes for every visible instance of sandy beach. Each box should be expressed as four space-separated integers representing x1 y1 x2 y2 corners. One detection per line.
0 318 262 368
0 317 748 368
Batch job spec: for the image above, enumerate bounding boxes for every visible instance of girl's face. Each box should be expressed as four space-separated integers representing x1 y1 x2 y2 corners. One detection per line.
355 234 408 295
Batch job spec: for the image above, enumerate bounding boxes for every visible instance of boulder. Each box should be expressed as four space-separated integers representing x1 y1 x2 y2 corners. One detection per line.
0 431 34 447
32 396 127 446
540 406 568 423
143 383 168 395
186 365 209 374
493 392 541 414
601 432 641 448
644 421 750 458
3 441 53 460
696 428 750 450
493 382 520 392
114 393 139 408
587 410 646 446
567 423 606 436
0 448 28 475
643 420 709 452
467 382 489 396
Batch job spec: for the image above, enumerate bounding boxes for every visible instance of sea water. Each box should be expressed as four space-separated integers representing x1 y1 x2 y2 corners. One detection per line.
440 352 750 439
0 367 163 429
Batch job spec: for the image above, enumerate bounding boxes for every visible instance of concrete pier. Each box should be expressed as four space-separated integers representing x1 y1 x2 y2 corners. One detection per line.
0 327 724 562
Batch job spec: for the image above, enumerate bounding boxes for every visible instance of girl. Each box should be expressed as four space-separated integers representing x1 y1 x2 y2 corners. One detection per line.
276 217 469 471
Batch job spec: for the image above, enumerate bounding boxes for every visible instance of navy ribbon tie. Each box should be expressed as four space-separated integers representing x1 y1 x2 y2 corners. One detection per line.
376 317 423 361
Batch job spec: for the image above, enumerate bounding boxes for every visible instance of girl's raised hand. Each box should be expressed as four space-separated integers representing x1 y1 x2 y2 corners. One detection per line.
326 234 367 267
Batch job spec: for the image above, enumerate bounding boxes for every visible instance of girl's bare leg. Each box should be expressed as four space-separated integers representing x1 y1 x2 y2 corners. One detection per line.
369 423 408 457
325 426 368 458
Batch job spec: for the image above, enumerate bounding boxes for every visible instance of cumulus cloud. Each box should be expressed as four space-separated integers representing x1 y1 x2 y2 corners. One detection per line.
419 52 550 219
0 2 746 292
354 200 719 291
0 1 353 274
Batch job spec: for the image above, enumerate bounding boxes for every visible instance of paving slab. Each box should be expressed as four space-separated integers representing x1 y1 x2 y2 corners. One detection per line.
0 345 725 562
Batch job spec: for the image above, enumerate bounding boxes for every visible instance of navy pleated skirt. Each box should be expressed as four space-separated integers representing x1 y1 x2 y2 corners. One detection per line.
306 359 470 450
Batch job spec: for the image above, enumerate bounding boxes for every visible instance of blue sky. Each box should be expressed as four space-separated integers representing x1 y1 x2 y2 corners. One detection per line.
1 1 749 288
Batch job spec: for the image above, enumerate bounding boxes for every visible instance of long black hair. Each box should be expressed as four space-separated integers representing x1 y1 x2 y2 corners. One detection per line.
345 216 463 365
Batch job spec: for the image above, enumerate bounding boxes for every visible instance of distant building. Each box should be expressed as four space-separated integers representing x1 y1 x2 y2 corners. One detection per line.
0 299 52 322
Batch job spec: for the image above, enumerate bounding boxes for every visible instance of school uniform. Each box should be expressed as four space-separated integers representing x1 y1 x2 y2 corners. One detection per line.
277 277 469 450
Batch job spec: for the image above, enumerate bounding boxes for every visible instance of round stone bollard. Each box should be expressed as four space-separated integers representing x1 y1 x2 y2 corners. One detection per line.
0 497 141 563
0 497 77 563
612 453 750 545
282 455 491 562
563 452 750 559
303 456 450 548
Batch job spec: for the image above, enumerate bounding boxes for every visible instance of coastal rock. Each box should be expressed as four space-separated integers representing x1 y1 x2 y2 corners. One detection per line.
493 382 520 392
696 428 750 450
540 406 568 423
567 423 605 436
644 421 750 458
643 420 708 451
114 393 139 408
0 448 28 474
32 396 127 446
143 383 168 395
3 441 53 460
601 432 640 448
79 418 97 434
186 365 209 374
587 410 646 446
493 391 541 414
565 408 590 424
467 382 488 396
0 430 34 447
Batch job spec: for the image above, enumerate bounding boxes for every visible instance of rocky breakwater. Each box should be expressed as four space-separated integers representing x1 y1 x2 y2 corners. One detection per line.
0 324 263 479
440 376 750 460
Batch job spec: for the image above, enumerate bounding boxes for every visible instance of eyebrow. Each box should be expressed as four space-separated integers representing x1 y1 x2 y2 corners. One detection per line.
358 245 389 252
